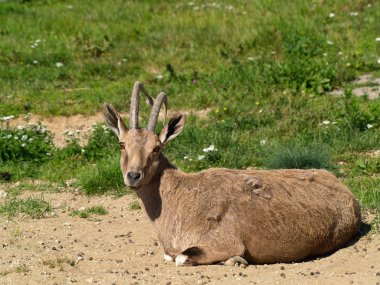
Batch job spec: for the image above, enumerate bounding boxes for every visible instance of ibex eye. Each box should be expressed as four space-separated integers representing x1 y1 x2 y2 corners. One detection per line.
119 142 125 150
153 147 160 153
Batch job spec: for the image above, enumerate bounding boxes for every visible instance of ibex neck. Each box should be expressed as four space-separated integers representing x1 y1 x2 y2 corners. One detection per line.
136 154 177 222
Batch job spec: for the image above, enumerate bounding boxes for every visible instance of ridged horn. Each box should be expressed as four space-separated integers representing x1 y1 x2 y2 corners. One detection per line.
129 81 154 129
147 92 167 132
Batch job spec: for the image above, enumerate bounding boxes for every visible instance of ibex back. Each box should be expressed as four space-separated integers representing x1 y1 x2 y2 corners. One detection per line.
104 81 361 266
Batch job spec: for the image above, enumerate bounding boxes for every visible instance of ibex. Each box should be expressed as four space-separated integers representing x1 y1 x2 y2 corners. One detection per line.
104 81 361 266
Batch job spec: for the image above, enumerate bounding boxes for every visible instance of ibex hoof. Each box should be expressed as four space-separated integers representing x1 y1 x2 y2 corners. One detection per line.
163 254 174 262
222 256 249 267
175 254 196 266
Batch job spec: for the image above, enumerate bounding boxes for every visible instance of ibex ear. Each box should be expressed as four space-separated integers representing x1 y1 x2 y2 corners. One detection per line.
159 114 185 145
103 104 128 139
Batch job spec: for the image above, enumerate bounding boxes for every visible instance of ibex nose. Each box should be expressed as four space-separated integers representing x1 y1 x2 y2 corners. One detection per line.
127 171 142 183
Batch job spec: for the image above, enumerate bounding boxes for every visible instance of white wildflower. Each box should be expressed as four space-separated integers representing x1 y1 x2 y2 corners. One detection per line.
21 135 28 141
1 115 15 121
14 136 19 140
349 12 358 16
260 139 266 146
375 37 380 42
322 120 330 125
33 60 38 64
81 149 85 153
21 143 26 147
338 52 343 56
17 125 24 130
6 135 12 139
327 40 333 45
55 62 64 68
323 53 327 57
203 145 216 152
184 156 189 160
378 58 380 64
156 74 164 80
247 57 256 61
367 124 373 129
329 13 335 18
198 155 205 160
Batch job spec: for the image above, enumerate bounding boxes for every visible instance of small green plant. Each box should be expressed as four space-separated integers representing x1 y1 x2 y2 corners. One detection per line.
0 196 52 218
129 201 141 210
42 258 75 270
84 124 118 160
264 142 334 171
0 123 54 162
78 155 126 195
70 205 108 218
0 264 29 276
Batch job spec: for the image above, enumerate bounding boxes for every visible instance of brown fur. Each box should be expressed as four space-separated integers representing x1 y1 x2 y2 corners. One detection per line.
104 105 361 265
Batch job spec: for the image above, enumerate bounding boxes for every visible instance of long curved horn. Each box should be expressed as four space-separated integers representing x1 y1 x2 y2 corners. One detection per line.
147 92 167 132
129 81 154 129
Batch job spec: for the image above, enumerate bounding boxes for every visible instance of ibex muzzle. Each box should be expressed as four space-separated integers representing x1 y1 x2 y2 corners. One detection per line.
104 81 361 267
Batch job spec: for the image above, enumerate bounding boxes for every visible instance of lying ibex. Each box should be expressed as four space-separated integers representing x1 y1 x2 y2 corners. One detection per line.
104 81 361 266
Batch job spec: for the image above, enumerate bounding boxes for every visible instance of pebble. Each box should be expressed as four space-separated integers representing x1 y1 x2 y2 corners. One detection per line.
63 222 71 226
280 273 286 278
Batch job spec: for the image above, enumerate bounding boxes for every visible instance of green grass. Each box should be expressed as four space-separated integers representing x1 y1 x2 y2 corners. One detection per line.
78 155 125 195
0 196 52 218
0 0 379 221
345 177 380 213
0 0 379 116
264 142 335 171
70 205 108 218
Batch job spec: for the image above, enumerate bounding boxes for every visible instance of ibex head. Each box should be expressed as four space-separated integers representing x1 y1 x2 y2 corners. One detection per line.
103 81 185 189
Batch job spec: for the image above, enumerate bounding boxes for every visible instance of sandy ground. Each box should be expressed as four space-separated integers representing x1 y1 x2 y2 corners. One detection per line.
330 74 380 100
0 190 379 285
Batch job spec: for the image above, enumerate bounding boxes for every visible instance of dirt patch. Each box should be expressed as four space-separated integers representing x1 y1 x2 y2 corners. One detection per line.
0 190 379 285
330 74 380 100
7 109 210 148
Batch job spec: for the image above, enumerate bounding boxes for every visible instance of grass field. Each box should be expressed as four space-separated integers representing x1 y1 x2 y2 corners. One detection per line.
0 0 380 220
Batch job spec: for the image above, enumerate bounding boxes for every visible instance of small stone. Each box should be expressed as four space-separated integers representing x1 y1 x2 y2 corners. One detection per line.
280 273 286 278
280 266 285 270
85 278 95 283
376 272 380 276
63 222 71 226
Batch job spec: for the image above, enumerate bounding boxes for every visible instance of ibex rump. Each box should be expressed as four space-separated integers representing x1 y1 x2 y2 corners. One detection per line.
104 82 361 266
